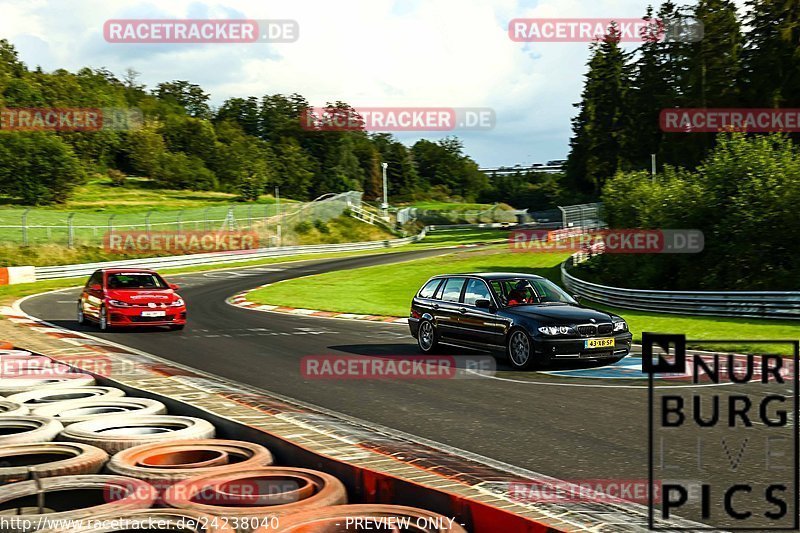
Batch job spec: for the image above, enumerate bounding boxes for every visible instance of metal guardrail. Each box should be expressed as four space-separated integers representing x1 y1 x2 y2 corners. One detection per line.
561 259 800 320
36 230 428 280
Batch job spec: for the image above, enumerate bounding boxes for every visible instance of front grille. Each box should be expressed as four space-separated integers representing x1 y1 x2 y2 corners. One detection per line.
130 315 174 323
577 323 614 336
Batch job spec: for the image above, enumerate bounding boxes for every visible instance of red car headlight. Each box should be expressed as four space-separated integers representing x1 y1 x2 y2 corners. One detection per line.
170 298 185 307
107 299 131 307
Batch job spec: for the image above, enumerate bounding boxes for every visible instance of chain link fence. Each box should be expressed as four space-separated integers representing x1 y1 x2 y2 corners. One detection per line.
0 191 364 249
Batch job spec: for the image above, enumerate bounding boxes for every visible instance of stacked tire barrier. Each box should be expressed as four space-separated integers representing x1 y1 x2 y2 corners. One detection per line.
0 344 468 532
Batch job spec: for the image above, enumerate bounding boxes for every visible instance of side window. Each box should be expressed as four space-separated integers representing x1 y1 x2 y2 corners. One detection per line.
490 281 505 302
463 279 492 306
418 279 442 299
87 271 102 288
440 277 466 303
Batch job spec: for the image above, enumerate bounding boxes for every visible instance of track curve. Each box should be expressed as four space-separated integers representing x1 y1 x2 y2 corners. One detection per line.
20 248 744 484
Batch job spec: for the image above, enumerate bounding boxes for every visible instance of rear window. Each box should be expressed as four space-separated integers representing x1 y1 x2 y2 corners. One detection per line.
440 277 466 303
106 273 167 289
418 279 442 299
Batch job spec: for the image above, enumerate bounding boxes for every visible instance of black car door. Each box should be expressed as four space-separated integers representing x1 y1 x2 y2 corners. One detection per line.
459 278 504 347
435 277 467 340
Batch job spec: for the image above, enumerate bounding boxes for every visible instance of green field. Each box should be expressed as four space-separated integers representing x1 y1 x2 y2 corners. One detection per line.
248 248 800 355
0 177 288 246
0 228 508 305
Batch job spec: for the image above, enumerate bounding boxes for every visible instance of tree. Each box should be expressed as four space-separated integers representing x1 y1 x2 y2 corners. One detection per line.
272 138 315 199
741 0 800 146
154 81 211 118
566 24 627 195
0 132 84 205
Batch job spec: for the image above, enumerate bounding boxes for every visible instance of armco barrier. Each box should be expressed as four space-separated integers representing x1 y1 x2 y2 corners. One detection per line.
0 266 36 286
34 230 428 281
562 259 800 320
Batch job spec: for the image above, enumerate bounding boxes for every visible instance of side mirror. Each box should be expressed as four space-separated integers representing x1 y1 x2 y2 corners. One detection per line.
475 299 492 309
572 294 583 304
90 284 102 291
169 283 180 291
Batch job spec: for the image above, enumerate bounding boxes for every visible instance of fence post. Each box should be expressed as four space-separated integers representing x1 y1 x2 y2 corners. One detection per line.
275 187 281 247
21 209 30 246
108 214 116 241
203 208 211 232
145 210 153 238
176 210 183 234
247 205 253 229
67 213 75 248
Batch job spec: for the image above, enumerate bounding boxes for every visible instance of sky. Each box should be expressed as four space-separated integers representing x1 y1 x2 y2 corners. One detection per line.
0 0 703 167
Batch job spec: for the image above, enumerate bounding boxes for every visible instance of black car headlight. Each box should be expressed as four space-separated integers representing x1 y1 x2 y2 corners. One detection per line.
538 326 575 336
613 320 628 333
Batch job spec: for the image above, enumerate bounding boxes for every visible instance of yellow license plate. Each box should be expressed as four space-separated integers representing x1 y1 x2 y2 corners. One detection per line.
585 338 615 349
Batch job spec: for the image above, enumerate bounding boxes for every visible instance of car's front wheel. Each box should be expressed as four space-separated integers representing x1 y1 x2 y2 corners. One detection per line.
507 329 535 370
76 301 85 325
417 319 438 353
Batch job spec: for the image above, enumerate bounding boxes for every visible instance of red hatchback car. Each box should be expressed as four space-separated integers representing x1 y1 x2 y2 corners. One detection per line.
77 268 187 331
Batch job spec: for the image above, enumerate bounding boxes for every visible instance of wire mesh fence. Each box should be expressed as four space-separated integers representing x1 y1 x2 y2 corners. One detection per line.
0 191 364 249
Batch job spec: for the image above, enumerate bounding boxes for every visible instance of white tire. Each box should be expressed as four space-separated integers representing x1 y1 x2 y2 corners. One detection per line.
0 442 108 483
0 373 95 396
0 475 156 528
0 400 28 417
7 386 126 407
0 350 33 357
59 416 216 454
32 398 166 426
0 416 64 445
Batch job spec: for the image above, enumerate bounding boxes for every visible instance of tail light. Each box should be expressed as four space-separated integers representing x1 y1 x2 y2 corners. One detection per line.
411 309 421 319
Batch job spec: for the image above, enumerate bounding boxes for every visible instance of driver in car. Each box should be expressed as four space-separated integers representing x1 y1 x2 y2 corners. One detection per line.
507 280 533 306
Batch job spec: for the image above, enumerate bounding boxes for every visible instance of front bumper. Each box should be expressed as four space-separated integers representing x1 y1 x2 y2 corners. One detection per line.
534 332 633 360
108 307 187 327
408 317 420 338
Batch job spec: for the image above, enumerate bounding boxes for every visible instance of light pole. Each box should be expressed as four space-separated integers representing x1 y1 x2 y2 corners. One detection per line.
380 162 389 212
275 186 281 247
651 153 657 182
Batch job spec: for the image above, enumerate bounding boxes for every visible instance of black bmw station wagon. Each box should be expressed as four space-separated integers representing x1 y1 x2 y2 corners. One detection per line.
408 273 633 369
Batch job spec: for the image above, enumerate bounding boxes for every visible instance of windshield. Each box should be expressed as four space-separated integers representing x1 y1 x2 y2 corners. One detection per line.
490 278 576 307
106 273 167 290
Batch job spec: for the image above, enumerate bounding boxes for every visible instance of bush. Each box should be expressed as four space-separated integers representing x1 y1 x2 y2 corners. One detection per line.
313 219 330 234
108 169 126 187
152 152 217 190
588 133 800 290
294 221 312 234
0 132 85 204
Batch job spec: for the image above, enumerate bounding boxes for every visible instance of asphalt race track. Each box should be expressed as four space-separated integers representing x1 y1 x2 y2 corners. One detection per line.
22 248 797 526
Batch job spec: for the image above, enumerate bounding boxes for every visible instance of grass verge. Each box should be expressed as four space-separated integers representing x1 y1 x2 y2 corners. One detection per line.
247 248 800 355
0 228 505 306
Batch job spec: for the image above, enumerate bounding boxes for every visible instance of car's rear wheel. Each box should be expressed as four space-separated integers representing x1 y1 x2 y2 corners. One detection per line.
98 306 109 331
76 301 85 325
417 320 438 353
507 329 535 370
